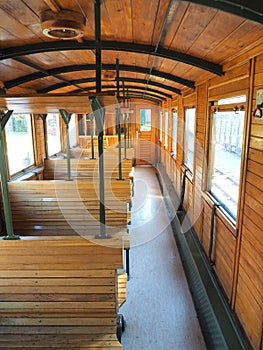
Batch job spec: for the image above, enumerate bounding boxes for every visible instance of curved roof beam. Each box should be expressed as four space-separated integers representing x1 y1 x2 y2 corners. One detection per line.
71 84 172 99
187 0 263 24
4 64 194 90
37 77 181 95
0 41 223 76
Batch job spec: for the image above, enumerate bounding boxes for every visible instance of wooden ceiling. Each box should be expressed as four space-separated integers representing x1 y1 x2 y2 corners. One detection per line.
0 0 262 104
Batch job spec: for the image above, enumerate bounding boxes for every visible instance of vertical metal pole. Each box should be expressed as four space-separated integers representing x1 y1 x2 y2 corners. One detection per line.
98 118 106 237
124 113 127 159
127 113 130 148
116 58 120 100
89 97 110 238
59 110 72 181
116 108 123 180
90 115 96 159
0 111 19 239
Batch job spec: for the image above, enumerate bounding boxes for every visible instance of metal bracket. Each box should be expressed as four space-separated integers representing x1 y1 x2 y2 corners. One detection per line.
59 109 72 181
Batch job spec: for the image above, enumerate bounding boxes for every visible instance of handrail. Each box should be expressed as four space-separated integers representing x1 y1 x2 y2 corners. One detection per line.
208 202 221 265
177 167 191 211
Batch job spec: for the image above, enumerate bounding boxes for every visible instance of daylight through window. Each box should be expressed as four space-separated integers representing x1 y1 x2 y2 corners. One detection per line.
209 100 246 218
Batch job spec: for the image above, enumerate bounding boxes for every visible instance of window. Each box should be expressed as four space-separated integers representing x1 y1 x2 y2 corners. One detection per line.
184 108 196 172
164 111 168 148
69 114 77 147
5 114 35 176
159 111 163 142
47 113 61 157
172 111 178 157
209 100 246 218
140 109 151 131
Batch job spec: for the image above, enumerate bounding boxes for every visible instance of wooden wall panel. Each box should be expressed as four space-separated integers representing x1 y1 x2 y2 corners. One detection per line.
233 54 263 350
155 43 263 350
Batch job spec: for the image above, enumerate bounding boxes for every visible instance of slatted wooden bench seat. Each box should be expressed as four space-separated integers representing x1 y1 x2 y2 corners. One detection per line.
7 180 130 241
0 236 124 349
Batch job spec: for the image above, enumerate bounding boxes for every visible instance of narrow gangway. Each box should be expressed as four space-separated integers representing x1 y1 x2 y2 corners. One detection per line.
120 166 206 350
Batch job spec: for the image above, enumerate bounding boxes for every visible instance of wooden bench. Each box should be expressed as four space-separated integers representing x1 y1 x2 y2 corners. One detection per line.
43 158 133 180
8 180 131 240
0 236 124 349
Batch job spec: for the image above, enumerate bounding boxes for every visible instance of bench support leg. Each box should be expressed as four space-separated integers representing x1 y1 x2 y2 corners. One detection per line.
126 248 130 280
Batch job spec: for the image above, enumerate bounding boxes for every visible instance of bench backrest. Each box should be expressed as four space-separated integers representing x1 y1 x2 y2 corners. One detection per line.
43 158 133 181
8 180 130 238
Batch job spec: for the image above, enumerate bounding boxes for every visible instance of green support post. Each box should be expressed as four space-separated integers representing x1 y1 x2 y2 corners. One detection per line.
123 113 127 159
40 114 48 159
127 113 131 148
59 109 72 181
90 115 96 159
89 97 110 239
116 108 123 180
0 110 19 240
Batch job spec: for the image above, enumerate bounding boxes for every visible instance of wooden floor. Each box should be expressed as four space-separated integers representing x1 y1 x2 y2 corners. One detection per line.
120 166 206 350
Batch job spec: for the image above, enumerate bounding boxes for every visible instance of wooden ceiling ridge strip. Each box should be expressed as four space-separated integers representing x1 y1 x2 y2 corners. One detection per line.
4 64 195 90
0 41 223 76
143 0 180 97
37 77 181 95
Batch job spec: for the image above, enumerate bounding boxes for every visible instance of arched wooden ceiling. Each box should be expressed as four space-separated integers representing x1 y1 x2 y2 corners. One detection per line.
0 0 262 104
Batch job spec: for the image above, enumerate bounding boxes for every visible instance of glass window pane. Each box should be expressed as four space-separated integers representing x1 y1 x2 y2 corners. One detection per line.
172 111 177 157
47 113 61 157
164 111 168 147
159 111 163 142
69 113 77 147
184 108 195 172
5 114 35 176
209 110 245 218
140 109 151 131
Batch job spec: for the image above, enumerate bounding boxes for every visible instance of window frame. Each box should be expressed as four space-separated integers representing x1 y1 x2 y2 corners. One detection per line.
4 113 36 178
46 113 62 157
171 110 178 158
159 111 163 142
139 108 151 132
183 107 196 173
164 111 169 149
207 98 247 220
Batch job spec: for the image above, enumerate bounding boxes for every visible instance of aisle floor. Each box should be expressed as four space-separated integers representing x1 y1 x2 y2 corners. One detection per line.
120 166 206 350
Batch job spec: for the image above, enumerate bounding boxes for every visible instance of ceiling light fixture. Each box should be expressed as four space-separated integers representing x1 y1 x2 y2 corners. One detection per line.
40 9 86 40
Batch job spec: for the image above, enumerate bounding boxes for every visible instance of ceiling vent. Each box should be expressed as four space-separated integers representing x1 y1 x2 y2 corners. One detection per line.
40 10 86 40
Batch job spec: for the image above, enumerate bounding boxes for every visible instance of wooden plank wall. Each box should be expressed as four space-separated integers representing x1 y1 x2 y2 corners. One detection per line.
234 53 263 350
156 50 263 349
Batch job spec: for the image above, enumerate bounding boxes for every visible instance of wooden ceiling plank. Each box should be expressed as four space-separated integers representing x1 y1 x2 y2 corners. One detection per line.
186 11 244 59
169 4 218 54
132 0 160 44
43 0 60 12
0 93 116 114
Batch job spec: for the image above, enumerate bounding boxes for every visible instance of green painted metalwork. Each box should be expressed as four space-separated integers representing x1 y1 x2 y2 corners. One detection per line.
40 114 48 159
0 110 19 240
59 109 72 181
90 114 96 159
89 97 110 238
0 41 223 75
